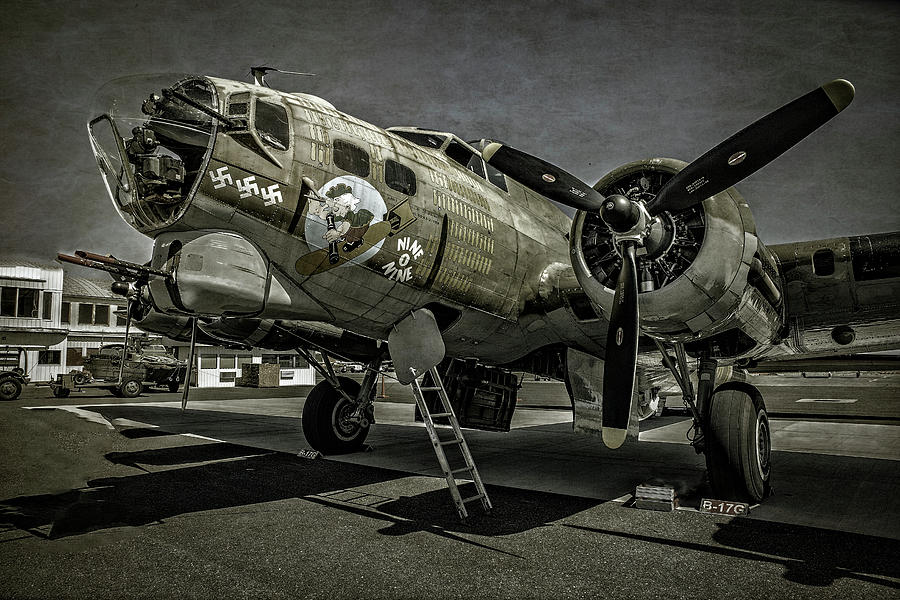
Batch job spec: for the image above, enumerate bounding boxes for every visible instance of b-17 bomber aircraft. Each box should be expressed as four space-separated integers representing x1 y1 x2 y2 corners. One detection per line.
61 69 900 504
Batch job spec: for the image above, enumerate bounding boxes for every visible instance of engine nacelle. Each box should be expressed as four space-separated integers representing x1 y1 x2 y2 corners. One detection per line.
132 309 196 342
571 158 784 359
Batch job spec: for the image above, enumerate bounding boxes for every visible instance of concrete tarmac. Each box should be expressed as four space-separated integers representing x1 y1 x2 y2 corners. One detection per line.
1 374 898 599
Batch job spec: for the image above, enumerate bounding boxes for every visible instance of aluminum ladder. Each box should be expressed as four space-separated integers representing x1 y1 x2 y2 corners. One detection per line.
409 366 492 519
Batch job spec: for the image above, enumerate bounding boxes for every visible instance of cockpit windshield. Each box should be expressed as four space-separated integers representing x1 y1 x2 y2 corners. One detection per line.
386 127 447 149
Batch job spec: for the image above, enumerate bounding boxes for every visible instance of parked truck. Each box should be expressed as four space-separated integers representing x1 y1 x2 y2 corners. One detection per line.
0 348 29 401
50 340 186 398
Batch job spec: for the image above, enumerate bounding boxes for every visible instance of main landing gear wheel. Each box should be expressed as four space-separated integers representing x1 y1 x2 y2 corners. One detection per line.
0 377 22 401
705 385 771 502
302 376 372 455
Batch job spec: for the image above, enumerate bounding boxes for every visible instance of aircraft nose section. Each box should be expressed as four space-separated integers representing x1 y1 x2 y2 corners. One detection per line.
88 74 217 232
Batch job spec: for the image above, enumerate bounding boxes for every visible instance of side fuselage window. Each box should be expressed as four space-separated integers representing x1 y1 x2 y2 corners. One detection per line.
254 99 290 150
812 249 836 276
386 159 416 196
227 92 250 116
334 140 370 178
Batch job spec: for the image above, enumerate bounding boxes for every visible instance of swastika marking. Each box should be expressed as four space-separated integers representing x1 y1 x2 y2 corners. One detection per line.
209 166 233 189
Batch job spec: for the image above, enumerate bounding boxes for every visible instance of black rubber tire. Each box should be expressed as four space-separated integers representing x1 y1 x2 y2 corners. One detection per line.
705 385 771 502
0 377 22 401
52 386 71 398
301 377 371 454
72 372 89 386
119 379 143 399
167 381 180 393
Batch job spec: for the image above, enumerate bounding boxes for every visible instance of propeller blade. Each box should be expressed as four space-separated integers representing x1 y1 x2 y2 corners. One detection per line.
647 79 855 216
482 142 606 211
601 241 639 449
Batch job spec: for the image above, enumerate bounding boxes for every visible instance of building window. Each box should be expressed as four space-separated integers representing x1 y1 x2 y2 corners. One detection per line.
386 160 417 196
61 301 70 324
261 354 279 365
42 292 52 320
220 371 236 382
38 350 61 365
94 305 110 326
0 288 14 317
237 355 253 369
295 356 309 369
278 355 294 368
220 355 236 369
17 289 38 318
333 140 370 178
281 370 294 380
66 347 84 367
78 303 93 325
254 99 290 150
200 355 217 369
0 287 43 318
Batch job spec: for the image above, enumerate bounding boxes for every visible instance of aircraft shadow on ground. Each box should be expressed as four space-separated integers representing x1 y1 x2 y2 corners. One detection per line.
563 519 900 588
0 437 597 549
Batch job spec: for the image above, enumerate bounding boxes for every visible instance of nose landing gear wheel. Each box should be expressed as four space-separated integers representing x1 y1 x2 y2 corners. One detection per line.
705 385 771 502
301 376 372 454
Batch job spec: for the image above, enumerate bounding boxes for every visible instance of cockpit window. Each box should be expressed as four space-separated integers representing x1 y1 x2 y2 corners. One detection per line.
254 99 289 150
468 139 508 192
445 139 475 169
484 161 508 192
446 139 508 192
391 130 446 149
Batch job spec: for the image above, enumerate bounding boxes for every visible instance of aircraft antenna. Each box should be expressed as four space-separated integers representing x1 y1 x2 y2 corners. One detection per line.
250 66 316 87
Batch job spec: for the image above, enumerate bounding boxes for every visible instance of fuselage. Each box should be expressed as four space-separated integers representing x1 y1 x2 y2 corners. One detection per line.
88 74 900 371
90 75 606 364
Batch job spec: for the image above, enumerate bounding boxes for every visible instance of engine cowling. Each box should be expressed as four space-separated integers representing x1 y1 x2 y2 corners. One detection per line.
571 158 783 359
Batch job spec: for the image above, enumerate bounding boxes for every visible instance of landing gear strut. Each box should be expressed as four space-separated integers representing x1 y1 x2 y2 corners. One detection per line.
655 341 772 502
298 349 381 455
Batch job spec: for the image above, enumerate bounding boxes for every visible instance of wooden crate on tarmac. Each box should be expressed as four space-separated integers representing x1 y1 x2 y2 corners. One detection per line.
239 363 280 387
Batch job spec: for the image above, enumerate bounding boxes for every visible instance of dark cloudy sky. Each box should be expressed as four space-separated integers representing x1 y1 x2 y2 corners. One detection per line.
1 0 898 271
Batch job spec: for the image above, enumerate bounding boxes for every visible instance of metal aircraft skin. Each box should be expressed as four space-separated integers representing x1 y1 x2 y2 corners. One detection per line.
68 72 900 503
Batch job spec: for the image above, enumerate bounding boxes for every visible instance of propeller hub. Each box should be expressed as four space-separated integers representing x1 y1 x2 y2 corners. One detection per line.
600 194 641 233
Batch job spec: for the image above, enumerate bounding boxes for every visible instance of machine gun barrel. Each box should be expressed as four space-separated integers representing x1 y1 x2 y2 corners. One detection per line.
58 251 172 281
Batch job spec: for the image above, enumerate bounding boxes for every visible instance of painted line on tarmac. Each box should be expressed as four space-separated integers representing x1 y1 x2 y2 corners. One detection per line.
22 406 116 429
